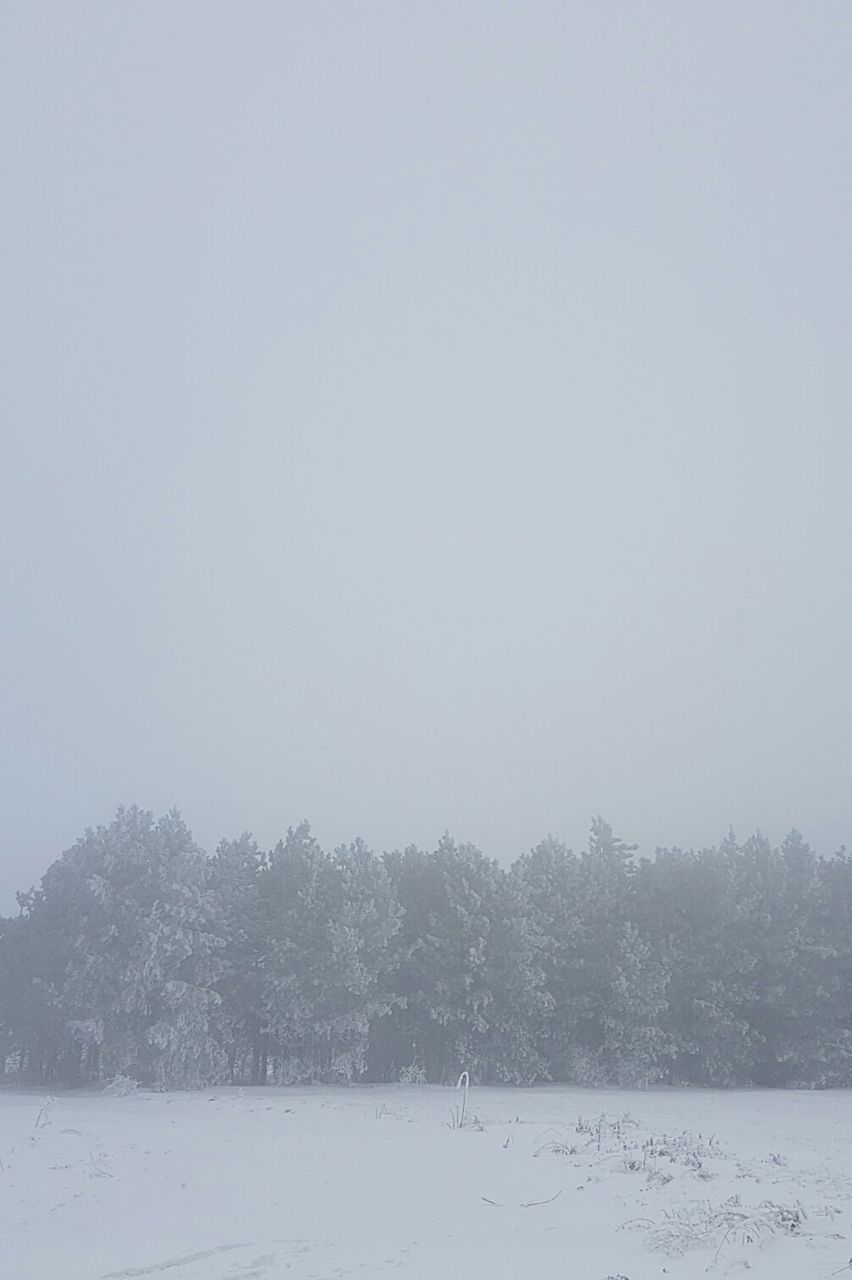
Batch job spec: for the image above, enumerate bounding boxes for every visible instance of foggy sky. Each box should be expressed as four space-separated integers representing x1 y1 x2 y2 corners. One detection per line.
2 2 851 911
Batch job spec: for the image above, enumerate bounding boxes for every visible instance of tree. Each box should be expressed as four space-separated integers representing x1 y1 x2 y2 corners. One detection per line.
635 838 756 1085
207 832 266 1083
511 835 582 1075
17 807 226 1088
374 836 549 1083
256 824 400 1082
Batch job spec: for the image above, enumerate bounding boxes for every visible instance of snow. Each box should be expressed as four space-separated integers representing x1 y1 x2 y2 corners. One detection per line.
2 1084 851 1279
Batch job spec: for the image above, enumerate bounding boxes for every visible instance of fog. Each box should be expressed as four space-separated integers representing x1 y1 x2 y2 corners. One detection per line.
2 2 851 909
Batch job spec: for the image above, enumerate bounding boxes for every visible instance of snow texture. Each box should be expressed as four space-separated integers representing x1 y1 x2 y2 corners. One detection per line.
3 1084 851 1279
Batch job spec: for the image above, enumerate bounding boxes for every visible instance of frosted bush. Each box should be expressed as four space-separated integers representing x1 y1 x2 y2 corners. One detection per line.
102 1073 138 1097
641 1196 807 1258
398 1060 427 1086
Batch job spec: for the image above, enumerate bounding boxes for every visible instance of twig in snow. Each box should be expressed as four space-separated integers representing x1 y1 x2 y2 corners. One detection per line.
34 1098 53 1129
521 1189 562 1208
456 1070 469 1129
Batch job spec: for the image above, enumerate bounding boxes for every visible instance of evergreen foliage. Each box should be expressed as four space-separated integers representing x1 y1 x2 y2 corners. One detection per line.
2 807 851 1089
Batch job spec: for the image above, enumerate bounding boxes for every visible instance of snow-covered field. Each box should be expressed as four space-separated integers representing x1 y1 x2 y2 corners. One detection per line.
3 1084 851 1280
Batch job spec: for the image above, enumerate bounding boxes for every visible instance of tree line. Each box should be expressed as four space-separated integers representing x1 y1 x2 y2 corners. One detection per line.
1 806 850 1090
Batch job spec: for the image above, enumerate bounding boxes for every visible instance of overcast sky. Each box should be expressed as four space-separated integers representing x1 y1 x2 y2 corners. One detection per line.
2 2 851 909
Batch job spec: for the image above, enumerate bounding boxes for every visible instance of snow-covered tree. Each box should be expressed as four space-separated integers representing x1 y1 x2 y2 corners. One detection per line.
207 832 267 1082
256 824 400 1082
18 807 226 1088
375 836 549 1083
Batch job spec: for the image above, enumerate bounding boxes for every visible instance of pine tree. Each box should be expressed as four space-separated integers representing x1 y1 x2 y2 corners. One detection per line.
17 807 226 1088
377 836 548 1083
512 836 582 1075
256 824 400 1082
636 840 755 1084
207 833 266 1083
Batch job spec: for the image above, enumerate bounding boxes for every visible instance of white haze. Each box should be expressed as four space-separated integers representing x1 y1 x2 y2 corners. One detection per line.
1 2 851 908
